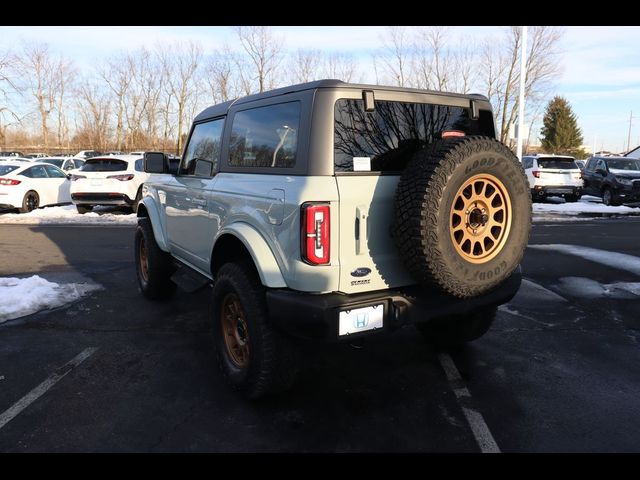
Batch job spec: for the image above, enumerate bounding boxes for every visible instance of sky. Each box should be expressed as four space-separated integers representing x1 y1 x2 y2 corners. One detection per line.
1 25 639 153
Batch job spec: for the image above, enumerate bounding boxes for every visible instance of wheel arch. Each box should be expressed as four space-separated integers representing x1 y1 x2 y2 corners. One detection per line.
212 224 287 288
136 197 169 252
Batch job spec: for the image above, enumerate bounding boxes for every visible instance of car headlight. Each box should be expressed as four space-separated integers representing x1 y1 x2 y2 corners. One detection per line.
617 177 633 186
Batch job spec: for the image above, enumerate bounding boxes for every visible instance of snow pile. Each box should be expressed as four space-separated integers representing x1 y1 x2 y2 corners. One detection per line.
0 205 137 225
0 275 101 323
533 202 638 215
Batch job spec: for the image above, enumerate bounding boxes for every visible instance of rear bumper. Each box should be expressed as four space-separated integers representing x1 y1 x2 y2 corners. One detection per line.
71 193 134 206
266 266 522 341
531 185 582 197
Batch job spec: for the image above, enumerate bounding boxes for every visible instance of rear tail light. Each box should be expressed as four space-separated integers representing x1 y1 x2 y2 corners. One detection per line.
532 170 540 178
301 203 330 265
70 175 86 181
0 178 21 185
442 130 466 138
106 174 135 181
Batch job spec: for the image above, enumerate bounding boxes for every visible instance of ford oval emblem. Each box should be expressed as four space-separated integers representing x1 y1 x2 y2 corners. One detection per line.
350 267 371 278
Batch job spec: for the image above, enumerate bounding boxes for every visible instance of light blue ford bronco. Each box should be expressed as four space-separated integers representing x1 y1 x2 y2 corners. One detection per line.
134 80 531 398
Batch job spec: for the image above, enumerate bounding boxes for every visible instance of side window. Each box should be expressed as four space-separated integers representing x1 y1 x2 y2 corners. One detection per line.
43 165 66 178
522 158 533 169
73 159 85 169
229 102 300 168
595 159 606 171
134 159 143 172
62 160 75 171
21 165 48 178
181 118 225 176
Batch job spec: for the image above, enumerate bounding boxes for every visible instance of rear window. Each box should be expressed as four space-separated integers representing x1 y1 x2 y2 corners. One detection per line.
81 159 128 172
334 99 487 173
537 158 578 169
0 165 19 175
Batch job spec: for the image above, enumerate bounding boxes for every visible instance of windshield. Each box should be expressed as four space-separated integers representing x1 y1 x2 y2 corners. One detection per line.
537 158 578 169
41 159 64 168
606 158 640 171
0 165 19 175
81 159 128 172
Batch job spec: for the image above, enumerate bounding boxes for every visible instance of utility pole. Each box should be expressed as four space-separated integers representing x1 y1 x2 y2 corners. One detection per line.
516 26 528 161
626 110 634 153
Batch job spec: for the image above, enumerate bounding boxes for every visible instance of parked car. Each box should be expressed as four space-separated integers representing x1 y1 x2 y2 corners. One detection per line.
0 156 31 163
74 150 102 160
135 79 531 398
70 154 149 213
24 153 48 159
522 154 583 202
0 161 71 212
0 151 24 157
39 157 85 174
582 156 640 206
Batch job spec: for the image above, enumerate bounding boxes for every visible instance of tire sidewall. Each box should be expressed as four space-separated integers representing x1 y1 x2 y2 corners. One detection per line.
134 224 150 292
22 191 39 212
211 265 265 394
431 144 530 293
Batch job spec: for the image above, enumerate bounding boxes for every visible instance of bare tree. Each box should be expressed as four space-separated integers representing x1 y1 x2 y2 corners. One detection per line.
204 46 239 104
234 26 284 93
160 41 202 154
290 49 322 84
101 53 133 150
479 26 563 144
75 80 111 150
0 49 22 149
21 43 59 148
376 26 412 87
323 53 359 82
53 57 75 148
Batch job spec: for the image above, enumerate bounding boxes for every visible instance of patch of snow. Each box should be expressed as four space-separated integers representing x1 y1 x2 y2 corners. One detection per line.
0 205 136 225
533 201 638 215
0 275 101 323
555 276 640 299
528 244 640 276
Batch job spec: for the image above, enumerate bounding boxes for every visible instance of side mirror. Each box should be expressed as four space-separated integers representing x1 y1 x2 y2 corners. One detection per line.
144 152 169 174
66 174 71 180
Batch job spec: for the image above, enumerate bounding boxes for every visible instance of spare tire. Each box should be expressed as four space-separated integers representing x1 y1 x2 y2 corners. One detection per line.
393 135 531 298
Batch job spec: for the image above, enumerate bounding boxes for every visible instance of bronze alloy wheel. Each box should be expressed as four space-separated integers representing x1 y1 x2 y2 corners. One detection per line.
138 237 149 283
449 173 512 264
221 293 250 369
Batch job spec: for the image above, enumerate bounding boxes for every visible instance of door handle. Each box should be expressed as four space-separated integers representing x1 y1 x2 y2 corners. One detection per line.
355 205 368 255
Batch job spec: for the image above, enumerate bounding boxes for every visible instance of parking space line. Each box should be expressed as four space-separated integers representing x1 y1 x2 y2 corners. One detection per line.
0 347 97 431
438 353 500 453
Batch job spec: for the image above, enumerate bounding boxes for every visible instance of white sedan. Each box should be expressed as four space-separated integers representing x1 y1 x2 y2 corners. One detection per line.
70 154 149 214
0 161 72 213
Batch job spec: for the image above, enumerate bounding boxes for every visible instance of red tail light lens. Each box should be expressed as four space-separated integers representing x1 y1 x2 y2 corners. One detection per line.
532 170 540 178
301 203 330 265
0 178 21 185
107 174 135 181
70 175 86 181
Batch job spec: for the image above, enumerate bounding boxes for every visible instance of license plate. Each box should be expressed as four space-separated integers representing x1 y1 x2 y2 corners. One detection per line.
338 304 383 336
90 180 103 186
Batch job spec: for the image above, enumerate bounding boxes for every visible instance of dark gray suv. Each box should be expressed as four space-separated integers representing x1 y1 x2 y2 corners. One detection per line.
582 156 640 206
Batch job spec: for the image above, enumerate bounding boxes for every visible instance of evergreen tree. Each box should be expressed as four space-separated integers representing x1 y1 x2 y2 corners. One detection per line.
540 96 585 156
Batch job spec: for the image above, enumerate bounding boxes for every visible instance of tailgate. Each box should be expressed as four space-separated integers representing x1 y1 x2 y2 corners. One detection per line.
335 175 414 294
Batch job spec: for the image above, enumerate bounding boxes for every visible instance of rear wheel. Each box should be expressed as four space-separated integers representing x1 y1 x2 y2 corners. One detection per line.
19 191 39 213
212 261 299 399
416 306 498 348
131 186 143 214
76 204 93 214
135 217 176 299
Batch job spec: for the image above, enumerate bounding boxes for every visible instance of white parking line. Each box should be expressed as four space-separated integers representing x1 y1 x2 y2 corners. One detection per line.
438 353 500 453
0 347 97 431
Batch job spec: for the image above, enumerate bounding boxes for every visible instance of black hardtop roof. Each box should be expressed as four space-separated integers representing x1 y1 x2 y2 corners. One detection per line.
194 79 488 122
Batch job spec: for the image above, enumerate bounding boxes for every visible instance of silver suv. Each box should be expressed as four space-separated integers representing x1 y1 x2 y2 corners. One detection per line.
135 80 532 398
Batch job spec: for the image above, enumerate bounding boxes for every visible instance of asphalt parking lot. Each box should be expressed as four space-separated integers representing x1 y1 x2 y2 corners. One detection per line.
1 219 640 452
